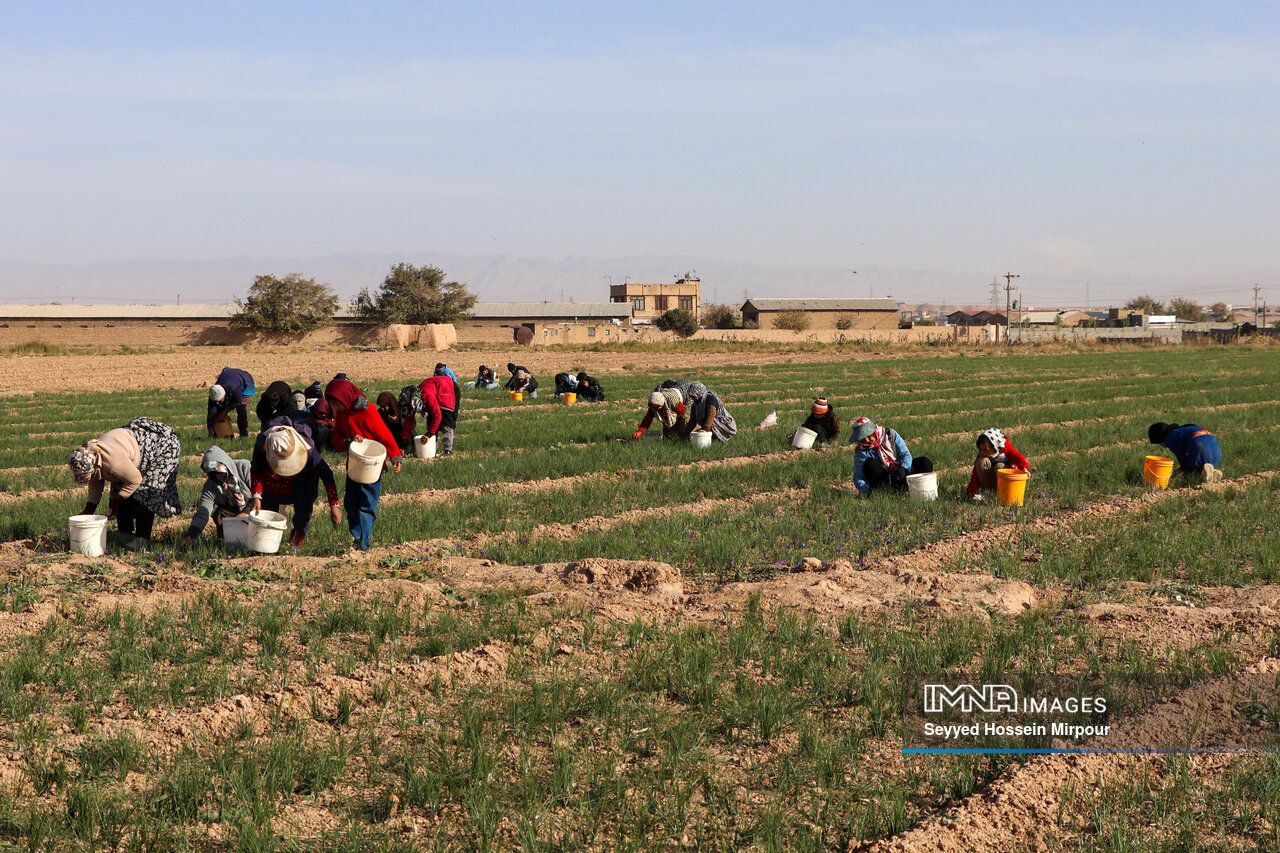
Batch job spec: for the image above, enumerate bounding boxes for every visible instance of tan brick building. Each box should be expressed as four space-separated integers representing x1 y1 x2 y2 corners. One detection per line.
741 298 900 330
610 273 700 321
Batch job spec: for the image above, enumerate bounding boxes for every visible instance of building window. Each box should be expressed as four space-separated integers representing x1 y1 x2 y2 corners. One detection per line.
654 296 669 311
631 296 645 312
588 326 597 337
678 296 693 311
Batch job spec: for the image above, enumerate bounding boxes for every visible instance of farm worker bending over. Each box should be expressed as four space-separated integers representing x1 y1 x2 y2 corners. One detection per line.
250 424 340 551
468 365 499 390
303 381 324 410
850 417 933 495
681 382 738 443
207 366 255 439
575 372 605 402
376 392 414 452
506 363 539 397
1148 422 1223 483
554 371 578 397
967 428 1031 500
435 363 459 385
256 380 300 429
419 372 460 456
185 447 252 539
67 418 183 549
325 377 403 551
790 398 840 447
309 398 335 452
632 386 688 440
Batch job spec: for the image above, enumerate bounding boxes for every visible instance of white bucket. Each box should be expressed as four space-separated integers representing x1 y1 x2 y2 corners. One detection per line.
413 434 437 460
68 514 108 557
221 516 251 550
906 472 939 501
792 427 818 450
690 431 714 449
247 510 287 554
347 438 387 484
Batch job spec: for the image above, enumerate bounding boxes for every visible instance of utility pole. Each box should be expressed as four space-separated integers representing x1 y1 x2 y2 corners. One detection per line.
988 277 1000 308
1254 284 1262 325
1003 272 1021 345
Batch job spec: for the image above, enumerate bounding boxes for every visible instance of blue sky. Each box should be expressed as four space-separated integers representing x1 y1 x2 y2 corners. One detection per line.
2 1 1278 300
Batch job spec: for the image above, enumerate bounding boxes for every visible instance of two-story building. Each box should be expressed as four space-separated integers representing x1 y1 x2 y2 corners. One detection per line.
610 273 701 321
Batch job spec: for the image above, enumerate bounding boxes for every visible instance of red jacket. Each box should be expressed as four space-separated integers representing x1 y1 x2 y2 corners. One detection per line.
324 378 404 460
418 375 457 436
968 441 1030 496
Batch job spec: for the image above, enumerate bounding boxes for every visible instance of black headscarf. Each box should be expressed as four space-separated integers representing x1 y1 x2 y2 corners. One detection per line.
256 380 296 426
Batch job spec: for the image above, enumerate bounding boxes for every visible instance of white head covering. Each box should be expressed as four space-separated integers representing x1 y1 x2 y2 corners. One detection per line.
648 391 666 408
979 427 1007 452
292 392 306 411
264 425 308 477
209 385 226 402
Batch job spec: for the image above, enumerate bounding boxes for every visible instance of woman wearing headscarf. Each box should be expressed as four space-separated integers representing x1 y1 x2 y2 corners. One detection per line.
850 417 932 496
325 376 403 551
967 428 1031 500
250 423 341 551
255 380 298 428
376 392 413 452
575 372 605 402
632 386 688 440
469 365 499 390
185 446 252 539
67 417 183 548
434 362 459 386
554 371 578 397
419 371 460 456
790 398 841 447
207 366 255 439
505 363 539 397
309 398 335 452
1148 422 1224 483
680 382 737 443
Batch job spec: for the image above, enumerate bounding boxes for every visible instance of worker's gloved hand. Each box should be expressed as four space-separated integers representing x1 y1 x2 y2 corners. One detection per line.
389 459 402 474
81 501 98 517
329 505 342 526
631 429 645 440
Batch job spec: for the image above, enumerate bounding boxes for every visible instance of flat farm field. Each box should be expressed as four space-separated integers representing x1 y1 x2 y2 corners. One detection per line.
0 346 1278 850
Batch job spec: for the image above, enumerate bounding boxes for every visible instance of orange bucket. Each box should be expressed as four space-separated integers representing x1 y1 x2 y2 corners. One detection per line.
996 468 1029 506
563 392 577 405
509 390 524 402
1143 455 1174 489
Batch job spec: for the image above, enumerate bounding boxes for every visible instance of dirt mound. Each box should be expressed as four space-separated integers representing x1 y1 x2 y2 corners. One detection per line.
562 558 684 595
1081 595 1280 657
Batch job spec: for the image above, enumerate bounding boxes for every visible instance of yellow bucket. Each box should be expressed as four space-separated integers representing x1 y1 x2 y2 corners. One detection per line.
996 468 1029 506
1143 454 1174 489
563 392 577 406
509 390 524 402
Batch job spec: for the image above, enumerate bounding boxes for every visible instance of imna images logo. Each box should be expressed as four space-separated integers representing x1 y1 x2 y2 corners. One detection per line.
923 683 1019 714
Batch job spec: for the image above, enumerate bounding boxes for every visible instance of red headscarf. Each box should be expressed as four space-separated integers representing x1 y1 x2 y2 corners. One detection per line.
324 377 368 411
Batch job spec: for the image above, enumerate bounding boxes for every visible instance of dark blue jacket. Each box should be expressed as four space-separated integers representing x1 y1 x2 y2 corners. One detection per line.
1161 424 1218 471
207 367 255 430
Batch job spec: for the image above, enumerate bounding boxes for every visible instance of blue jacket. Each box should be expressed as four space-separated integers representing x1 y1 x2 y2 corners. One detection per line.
853 429 912 494
207 367 255 430
1161 424 1216 471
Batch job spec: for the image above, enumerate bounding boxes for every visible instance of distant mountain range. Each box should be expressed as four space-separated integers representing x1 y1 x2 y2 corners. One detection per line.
0 253 1273 310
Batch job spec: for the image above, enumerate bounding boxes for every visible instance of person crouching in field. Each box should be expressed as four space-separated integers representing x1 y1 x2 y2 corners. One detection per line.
469 365 499 390
1149 422 1224 483
185 447 252 539
376 392 414 452
681 382 737 443
506 363 539 397
554 371 578 398
325 377 403 551
68 418 183 550
419 372 460 456
789 398 840 447
966 428 1031 501
251 424 340 552
851 417 932 496
632 386 688 440
575 372 605 402
207 366 255 439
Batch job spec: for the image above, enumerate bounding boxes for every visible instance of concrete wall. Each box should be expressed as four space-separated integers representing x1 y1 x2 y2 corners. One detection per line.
693 326 976 344
751 310 900 331
1007 326 1183 344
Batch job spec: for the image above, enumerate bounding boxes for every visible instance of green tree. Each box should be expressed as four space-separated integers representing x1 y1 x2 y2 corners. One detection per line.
1124 295 1166 315
773 310 812 333
352 263 477 325
1169 298 1205 322
655 308 699 338
700 303 738 329
232 274 339 334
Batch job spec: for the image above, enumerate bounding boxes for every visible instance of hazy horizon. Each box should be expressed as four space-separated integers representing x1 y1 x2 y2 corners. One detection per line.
3 2 1278 307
